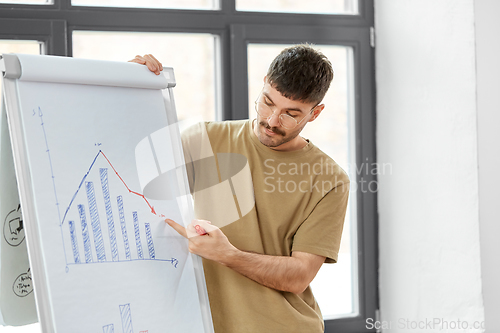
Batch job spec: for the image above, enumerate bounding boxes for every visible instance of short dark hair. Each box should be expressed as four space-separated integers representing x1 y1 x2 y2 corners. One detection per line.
266 44 334 104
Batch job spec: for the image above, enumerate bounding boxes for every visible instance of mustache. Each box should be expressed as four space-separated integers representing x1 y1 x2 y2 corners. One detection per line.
259 120 286 136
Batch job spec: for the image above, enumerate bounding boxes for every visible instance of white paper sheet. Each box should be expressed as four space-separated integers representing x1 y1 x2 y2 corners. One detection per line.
0 93 38 326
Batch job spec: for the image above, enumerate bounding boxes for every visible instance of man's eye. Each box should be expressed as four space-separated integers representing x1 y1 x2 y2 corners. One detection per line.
287 112 299 118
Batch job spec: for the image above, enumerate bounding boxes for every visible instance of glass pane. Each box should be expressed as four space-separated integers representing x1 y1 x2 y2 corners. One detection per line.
73 31 217 122
236 0 357 15
0 0 51 4
247 43 358 318
0 39 41 56
72 0 217 10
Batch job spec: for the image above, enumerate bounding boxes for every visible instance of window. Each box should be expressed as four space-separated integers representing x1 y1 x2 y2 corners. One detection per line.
236 0 358 15
0 0 50 4
0 40 41 54
0 1 377 332
72 31 217 122
72 0 217 10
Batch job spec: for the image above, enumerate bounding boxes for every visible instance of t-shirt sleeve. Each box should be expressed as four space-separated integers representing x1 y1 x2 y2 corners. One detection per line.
291 182 350 263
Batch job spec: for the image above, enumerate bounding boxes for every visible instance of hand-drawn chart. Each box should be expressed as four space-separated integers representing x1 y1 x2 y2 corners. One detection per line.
34 107 180 271
102 303 140 333
58 149 178 268
27 102 201 332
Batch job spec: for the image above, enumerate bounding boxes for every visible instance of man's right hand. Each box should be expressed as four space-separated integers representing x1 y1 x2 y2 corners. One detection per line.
128 54 163 75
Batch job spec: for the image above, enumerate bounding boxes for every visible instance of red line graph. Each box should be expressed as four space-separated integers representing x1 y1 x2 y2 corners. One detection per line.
99 150 157 216
61 149 161 225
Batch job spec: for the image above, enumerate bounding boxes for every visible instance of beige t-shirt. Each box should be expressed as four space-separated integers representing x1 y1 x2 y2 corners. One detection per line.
181 119 350 333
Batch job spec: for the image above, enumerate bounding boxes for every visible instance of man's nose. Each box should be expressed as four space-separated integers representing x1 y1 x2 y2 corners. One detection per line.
268 111 281 128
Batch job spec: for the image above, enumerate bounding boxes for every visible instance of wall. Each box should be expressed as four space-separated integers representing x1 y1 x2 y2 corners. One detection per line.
475 0 500 331
375 0 485 331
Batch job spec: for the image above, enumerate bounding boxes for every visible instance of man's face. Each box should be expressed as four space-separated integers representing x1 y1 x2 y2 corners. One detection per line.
253 81 323 151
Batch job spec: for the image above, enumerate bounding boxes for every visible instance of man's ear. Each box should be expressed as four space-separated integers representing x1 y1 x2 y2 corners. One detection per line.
308 104 325 122
263 75 267 83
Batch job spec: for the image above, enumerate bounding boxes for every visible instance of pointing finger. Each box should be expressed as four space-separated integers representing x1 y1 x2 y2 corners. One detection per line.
165 219 187 239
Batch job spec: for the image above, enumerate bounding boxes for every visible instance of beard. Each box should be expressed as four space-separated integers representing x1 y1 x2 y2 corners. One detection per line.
257 120 299 148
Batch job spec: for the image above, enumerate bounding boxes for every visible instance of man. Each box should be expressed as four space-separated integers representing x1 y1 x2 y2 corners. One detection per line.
131 45 350 332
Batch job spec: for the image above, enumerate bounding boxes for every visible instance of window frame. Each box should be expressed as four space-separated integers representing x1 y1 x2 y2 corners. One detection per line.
0 1 378 332
0 18 67 55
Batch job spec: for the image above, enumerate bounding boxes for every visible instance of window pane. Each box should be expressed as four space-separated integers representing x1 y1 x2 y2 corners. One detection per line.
247 43 358 318
73 31 217 122
0 0 51 4
236 0 357 15
0 39 41 55
72 0 217 10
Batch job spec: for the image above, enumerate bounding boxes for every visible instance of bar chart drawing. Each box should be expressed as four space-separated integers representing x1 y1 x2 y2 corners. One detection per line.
100 168 119 262
33 107 178 269
102 324 114 333
117 195 131 261
145 223 155 260
119 303 134 333
133 211 144 260
68 220 80 264
78 204 93 264
86 180 106 262
102 303 142 333
57 149 178 268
